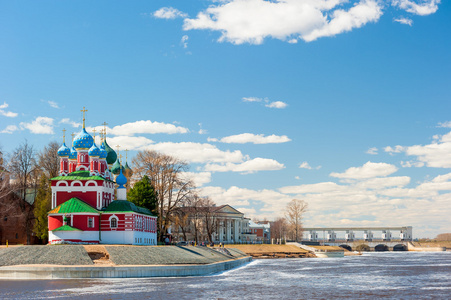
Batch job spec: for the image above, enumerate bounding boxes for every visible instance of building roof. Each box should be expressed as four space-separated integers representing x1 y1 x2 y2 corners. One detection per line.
52 224 83 231
103 200 154 216
51 170 109 181
49 197 99 214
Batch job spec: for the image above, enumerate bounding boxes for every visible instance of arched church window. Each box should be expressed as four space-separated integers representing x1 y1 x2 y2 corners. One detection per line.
111 217 117 228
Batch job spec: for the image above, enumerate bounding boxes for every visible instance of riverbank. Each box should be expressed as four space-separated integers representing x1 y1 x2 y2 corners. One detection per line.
0 245 251 279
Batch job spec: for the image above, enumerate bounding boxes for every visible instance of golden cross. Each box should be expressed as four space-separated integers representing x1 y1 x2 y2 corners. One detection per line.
92 128 96 139
62 128 66 143
71 132 75 142
101 122 108 139
125 149 128 162
116 145 120 159
81 107 88 128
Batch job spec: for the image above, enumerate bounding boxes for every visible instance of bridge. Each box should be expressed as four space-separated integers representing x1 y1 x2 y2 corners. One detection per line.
302 226 413 251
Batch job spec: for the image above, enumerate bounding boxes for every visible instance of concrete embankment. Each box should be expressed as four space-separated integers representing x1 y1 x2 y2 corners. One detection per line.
407 242 446 252
0 245 251 279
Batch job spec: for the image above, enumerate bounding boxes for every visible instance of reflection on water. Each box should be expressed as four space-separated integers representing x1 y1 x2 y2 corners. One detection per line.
0 252 450 299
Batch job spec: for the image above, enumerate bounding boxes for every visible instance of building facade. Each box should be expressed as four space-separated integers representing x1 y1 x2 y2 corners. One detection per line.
48 111 157 245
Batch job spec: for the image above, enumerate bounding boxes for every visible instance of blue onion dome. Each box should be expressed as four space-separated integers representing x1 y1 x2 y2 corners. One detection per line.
99 143 108 159
111 159 125 175
73 128 94 150
116 169 127 188
88 143 101 157
57 143 70 157
102 139 117 164
69 147 77 160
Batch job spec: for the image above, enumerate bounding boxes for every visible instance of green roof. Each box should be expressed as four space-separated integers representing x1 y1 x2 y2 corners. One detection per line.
49 197 99 214
52 225 82 232
51 170 109 181
103 200 154 216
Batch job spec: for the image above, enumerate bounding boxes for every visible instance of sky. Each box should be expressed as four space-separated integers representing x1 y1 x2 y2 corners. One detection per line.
1 0 450 238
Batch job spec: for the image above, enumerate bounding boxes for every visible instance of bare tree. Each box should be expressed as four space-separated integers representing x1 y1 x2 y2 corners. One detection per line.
285 199 308 242
271 217 288 243
38 141 60 178
132 150 195 242
7 141 38 244
199 197 218 244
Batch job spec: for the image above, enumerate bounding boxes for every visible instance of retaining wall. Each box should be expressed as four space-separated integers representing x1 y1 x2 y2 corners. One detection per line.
0 256 252 279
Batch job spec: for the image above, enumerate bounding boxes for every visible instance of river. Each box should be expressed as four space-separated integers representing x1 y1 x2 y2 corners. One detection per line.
0 252 450 299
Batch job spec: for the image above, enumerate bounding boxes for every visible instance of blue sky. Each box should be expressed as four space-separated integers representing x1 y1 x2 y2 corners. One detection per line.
1 0 450 238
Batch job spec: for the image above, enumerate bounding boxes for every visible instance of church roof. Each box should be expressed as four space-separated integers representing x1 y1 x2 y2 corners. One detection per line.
103 200 154 216
52 225 83 231
51 170 111 181
49 197 99 214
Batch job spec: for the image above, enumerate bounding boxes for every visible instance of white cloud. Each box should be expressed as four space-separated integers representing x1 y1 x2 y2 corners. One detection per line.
89 120 189 136
330 161 398 179
303 0 383 42
219 133 291 144
403 132 451 168
181 35 189 48
43 100 60 109
392 0 440 16
180 172 212 186
20 116 54 134
1 125 19 134
394 17 413 26
171 0 440 45
207 137 218 142
144 142 245 163
384 145 405 153
265 101 288 109
438 121 451 128
154 7 188 19
182 0 386 44
0 102 18 118
299 161 321 170
242 97 263 102
366 147 378 155
106 136 154 150
60 118 81 128
205 157 285 174
198 123 207 134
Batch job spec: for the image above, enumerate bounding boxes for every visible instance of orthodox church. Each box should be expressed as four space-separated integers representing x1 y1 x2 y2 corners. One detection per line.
48 108 157 245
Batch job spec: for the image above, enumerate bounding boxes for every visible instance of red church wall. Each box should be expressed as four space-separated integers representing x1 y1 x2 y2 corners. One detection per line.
56 191 97 208
72 215 99 231
48 216 63 231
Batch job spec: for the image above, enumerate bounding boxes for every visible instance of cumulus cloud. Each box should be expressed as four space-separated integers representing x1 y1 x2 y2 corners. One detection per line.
106 136 154 150
438 121 451 128
265 101 288 109
218 133 291 144
180 171 212 186
366 147 378 155
89 120 189 136
303 0 383 42
299 161 321 170
384 145 405 153
154 7 188 19
392 0 440 16
0 102 18 118
181 35 189 48
330 161 398 179
144 142 245 163
204 157 285 174
152 0 442 45
60 118 81 128
1 125 19 134
394 17 413 25
20 117 54 134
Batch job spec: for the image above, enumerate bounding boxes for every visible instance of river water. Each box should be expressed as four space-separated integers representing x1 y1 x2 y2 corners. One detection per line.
1 252 450 299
